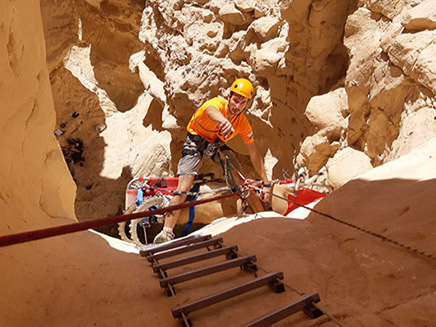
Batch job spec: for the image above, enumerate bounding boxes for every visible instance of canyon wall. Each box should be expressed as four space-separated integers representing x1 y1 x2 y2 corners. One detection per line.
37 0 436 220
1 0 76 236
2 1 436 326
1 3 173 327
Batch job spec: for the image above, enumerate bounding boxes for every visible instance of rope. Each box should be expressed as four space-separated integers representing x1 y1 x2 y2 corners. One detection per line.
249 185 436 264
145 185 231 197
0 191 241 248
225 156 240 193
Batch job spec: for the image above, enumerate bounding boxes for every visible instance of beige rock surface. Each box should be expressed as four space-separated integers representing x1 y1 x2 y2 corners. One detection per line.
305 88 349 135
1 0 76 232
297 0 436 189
33 0 436 210
36 0 355 219
326 147 373 189
2 0 436 326
403 0 436 31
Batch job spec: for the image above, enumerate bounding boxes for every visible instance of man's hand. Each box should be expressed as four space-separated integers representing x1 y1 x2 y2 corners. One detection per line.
261 185 271 203
219 120 234 139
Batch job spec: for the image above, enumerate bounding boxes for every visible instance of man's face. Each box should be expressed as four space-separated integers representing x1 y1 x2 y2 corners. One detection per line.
228 92 250 116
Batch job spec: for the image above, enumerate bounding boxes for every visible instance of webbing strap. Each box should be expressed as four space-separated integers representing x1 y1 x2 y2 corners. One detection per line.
182 183 201 236
135 187 144 206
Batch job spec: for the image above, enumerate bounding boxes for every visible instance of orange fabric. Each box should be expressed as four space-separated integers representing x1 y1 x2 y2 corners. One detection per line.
187 97 254 144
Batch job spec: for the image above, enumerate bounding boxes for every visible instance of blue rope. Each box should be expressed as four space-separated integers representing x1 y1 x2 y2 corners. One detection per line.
135 188 144 206
182 183 201 236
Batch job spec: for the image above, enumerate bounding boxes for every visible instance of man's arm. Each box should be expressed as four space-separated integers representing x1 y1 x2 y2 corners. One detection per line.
246 141 268 182
245 141 271 201
206 105 234 139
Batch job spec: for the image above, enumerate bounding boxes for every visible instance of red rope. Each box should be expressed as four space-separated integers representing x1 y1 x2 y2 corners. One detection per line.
0 192 240 248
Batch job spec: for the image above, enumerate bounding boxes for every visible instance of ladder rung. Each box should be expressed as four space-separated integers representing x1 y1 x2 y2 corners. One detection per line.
243 292 321 327
140 235 212 257
147 237 223 262
152 245 238 273
160 255 256 288
172 272 284 318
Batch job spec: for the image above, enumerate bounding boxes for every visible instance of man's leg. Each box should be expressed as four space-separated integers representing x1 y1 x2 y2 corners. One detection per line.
154 132 205 244
163 174 195 229
153 174 195 244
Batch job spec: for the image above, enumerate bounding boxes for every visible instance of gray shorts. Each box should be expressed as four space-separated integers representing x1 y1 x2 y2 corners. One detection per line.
177 133 242 176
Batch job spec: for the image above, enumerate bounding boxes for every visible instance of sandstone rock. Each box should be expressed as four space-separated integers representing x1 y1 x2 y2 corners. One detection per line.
388 107 436 160
134 54 167 107
228 30 250 62
363 109 399 159
307 0 350 58
83 0 103 8
264 148 278 180
388 30 436 94
235 0 256 12
368 58 407 119
326 147 373 189
267 75 287 104
280 0 312 20
408 42 436 94
249 38 287 75
40 0 78 72
219 3 252 25
344 6 405 159
402 0 436 31
249 16 281 41
185 20 223 54
38 0 436 227
139 7 158 44
1 0 76 231
388 30 435 76
297 134 340 174
305 88 348 137
345 7 387 103
365 0 414 20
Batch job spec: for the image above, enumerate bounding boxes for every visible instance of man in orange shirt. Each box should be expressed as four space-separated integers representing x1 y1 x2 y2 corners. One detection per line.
154 78 270 243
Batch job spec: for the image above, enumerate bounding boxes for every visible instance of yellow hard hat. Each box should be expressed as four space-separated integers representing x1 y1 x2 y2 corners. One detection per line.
230 78 253 99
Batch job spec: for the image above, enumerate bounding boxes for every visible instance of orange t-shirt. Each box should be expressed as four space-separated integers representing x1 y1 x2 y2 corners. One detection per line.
187 97 254 144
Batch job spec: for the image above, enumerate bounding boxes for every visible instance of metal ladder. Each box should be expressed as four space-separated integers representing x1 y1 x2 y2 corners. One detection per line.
140 234 323 326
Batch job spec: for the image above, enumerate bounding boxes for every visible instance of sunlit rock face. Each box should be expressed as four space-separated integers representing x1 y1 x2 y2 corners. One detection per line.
0 5 178 327
298 0 436 187
39 0 436 224
343 0 436 168
41 0 173 222
0 0 76 235
39 0 351 221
